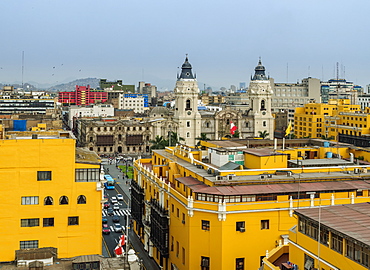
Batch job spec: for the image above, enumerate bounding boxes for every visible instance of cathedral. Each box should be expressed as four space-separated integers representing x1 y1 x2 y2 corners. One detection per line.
151 57 275 147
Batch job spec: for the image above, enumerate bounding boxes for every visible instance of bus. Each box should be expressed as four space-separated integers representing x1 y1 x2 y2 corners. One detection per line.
104 174 115 190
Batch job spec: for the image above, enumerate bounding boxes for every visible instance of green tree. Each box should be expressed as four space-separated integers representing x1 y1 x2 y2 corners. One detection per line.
195 133 210 149
258 130 269 139
232 130 240 138
149 136 166 150
167 132 185 146
321 135 334 140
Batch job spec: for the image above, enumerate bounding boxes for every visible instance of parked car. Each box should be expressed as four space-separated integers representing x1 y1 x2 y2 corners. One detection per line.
107 208 114 216
114 223 123 233
116 194 124 201
111 197 118 204
113 203 120 210
102 224 110 234
112 215 120 223
102 218 108 224
103 202 110 209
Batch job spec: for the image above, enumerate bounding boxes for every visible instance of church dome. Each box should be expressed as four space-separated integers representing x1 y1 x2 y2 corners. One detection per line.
178 56 195 80
252 59 268 81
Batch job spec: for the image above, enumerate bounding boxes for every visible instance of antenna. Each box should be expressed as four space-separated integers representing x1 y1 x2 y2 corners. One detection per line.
336 62 339 101
22 51 24 90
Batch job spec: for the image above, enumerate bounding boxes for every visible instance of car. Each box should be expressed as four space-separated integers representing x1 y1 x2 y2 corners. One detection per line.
113 203 120 210
103 202 110 209
107 208 114 216
102 224 110 234
102 218 108 224
111 197 118 204
114 223 123 233
116 194 124 201
112 215 120 223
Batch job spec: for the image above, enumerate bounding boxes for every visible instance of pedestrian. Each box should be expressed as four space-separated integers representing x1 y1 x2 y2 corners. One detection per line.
117 175 120 179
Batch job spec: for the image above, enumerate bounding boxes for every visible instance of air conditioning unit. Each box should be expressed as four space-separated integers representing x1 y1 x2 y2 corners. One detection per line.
227 174 236 180
196 165 203 169
287 171 292 177
207 169 212 174
239 227 245 232
267 174 273 178
362 168 368 173
216 176 223 181
354 168 360 174
260 175 265 180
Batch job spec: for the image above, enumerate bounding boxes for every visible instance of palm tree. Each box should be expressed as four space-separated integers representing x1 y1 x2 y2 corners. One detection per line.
232 130 240 138
167 132 185 146
149 136 166 150
195 133 210 149
258 130 269 139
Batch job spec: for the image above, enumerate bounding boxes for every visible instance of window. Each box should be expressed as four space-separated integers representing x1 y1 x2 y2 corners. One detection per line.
331 233 343 254
44 196 53 205
20 240 38 249
182 247 185 265
186 99 191 110
176 241 179 257
261 220 269 230
304 254 314 270
187 121 190 127
176 208 179 218
59 196 69 205
37 171 51 181
202 220 210 231
77 195 86 204
263 121 266 127
236 258 245 270
186 132 190 138
21 196 39 205
236 221 245 232
68 216 79 225
43 218 54 227
21 218 39 227
201 256 210 270
171 204 174 213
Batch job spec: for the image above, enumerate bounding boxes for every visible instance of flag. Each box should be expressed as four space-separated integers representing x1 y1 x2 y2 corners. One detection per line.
230 122 238 135
119 234 126 246
114 245 123 255
285 121 292 137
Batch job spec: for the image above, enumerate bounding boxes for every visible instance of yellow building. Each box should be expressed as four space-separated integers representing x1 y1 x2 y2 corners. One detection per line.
131 143 370 270
288 203 370 270
294 99 361 140
0 130 103 262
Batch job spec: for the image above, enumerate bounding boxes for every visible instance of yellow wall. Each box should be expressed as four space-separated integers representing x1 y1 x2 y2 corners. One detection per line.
0 137 102 261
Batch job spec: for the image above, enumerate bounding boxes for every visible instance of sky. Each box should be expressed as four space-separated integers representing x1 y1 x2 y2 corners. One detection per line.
1 0 370 91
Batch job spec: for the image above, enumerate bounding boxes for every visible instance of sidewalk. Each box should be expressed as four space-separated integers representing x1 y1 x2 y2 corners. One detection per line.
102 158 160 270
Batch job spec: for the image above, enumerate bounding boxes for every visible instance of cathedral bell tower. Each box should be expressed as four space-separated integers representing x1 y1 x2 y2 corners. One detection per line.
248 59 274 138
173 56 201 147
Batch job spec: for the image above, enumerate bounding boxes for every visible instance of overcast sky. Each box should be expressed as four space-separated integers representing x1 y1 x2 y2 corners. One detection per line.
1 0 370 90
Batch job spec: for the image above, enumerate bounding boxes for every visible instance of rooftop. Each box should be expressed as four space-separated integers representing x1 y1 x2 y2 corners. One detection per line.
295 203 370 247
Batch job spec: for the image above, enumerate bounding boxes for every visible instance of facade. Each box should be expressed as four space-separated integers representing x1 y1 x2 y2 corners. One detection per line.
58 85 108 106
321 79 362 104
131 141 370 270
358 94 370 110
120 93 149 113
200 94 226 105
0 97 55 115
75 117 152 156
0 129 103 262
67 104 115 129
289 203 370 270
294 99 363 140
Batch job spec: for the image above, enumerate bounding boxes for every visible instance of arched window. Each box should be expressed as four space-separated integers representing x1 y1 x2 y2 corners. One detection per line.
186 99 191 110
261 100 266 110
206 122 210 128
245 122 249 128
44 196 53 205
187 132 190 138
118 134 122 141
59 196 69 205
226 119 230 125
77 195 86 204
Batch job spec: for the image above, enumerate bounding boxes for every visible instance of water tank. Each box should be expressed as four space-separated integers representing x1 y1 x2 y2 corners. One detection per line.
326 152 333 158
324 141 330 147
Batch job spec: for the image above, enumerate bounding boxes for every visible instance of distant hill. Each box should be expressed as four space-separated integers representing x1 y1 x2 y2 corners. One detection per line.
47 78 100 92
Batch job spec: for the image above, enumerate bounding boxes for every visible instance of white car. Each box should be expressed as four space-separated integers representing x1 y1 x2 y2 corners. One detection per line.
116 194 123 201
114 223 123 233
113 203 120 210
111 197 118 204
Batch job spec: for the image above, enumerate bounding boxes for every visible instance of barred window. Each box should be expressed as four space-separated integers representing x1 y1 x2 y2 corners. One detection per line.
332 233 343 254
68 216 79 225
75 168 99 182
43 218 54 227
21 196 39 205
20 240 38 249
21 218 39 227
202 220 210 231
37 171 52 181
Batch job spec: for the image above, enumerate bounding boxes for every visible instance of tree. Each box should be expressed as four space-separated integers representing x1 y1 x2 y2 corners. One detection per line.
196 133 210 149
167 132 185 146
258 130 269 139
149 136 166 150
232 130 240 138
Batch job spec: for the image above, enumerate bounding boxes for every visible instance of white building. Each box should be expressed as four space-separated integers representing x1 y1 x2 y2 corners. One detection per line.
68 104 114 128
119 94 146 113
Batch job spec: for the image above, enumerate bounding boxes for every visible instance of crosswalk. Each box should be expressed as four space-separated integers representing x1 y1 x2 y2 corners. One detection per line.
110 225 126 232
102 209 131 217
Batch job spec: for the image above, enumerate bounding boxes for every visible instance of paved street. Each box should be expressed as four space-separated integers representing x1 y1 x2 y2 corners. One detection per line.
102 158 160 270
